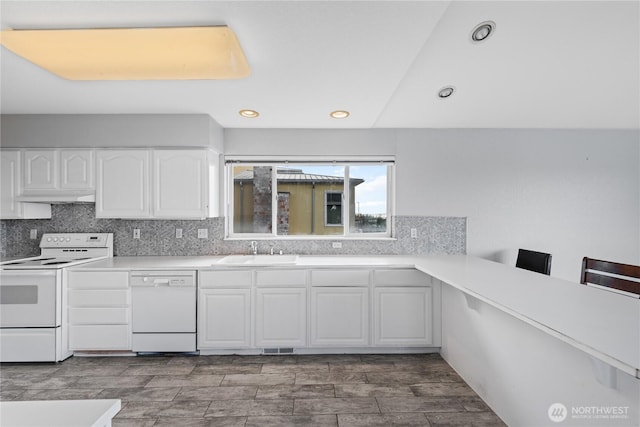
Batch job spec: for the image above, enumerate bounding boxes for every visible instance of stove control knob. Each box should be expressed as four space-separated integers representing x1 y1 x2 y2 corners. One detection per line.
66 238 71 242
53 238 58 242
47 238 52 242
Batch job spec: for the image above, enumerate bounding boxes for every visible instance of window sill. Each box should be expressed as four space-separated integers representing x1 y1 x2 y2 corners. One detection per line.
224 235 397 242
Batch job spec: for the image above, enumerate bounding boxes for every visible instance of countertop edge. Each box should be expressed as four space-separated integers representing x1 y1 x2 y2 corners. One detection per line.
62 254 640 376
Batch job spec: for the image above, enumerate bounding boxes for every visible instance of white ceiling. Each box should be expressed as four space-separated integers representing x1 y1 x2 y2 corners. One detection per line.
1 1 638 129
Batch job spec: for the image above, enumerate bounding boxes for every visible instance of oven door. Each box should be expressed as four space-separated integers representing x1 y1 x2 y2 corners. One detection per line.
0 270 60 327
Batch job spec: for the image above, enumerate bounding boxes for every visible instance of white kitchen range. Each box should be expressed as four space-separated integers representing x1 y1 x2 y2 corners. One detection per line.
0 233 113 362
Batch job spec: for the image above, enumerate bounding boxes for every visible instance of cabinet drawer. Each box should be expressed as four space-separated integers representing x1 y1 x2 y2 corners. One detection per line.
373 269 429 286
256 270 306 286
69 307 129 325
69 325 131 350
68 289 130 307
67 271 129 289
311 270 370 286
199 270 253 287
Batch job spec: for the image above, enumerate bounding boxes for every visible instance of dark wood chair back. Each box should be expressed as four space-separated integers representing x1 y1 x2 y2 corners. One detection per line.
516 249 552 275
580 257 640 296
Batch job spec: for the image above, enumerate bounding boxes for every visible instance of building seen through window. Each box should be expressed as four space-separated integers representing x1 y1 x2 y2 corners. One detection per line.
230 163 390 237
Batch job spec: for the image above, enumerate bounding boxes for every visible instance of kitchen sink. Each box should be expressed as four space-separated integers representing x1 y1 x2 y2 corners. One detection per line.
216 254 299 266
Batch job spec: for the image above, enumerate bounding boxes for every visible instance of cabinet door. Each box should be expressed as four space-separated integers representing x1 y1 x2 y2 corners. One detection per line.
22 150 58 191
60 150 94 190
310 287 369 347
255 287 306 347
153 150 207 218
198 288 251 348
0 151 51 219
374 287 432 346
1 151 21 218
96 150 150 218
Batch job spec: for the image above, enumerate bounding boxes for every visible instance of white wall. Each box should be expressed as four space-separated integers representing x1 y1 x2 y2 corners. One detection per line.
440 283 640 427
395 129 639 281
224 128 396 156
227 128 640 282
0 114 220 149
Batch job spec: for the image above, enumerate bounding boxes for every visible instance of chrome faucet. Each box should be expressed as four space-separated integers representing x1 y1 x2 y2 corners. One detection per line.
250 241 258 255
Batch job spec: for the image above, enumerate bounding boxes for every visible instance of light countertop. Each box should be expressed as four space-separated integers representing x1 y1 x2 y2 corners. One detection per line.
68 253 640 378
67 254 420 270
0 399 121 427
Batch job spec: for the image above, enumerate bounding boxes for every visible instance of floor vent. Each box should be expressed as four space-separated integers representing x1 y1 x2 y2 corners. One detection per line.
263 348 294 355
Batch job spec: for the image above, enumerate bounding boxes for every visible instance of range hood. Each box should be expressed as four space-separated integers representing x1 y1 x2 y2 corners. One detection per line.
16 192 96 204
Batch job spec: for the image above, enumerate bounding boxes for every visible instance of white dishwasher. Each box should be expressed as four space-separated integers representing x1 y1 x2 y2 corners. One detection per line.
130 271 196 353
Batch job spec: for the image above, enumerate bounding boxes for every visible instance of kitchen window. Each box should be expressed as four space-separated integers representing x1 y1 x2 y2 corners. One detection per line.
226 159 394 238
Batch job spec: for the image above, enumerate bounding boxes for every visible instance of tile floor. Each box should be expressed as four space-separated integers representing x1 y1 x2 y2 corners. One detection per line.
0 353 506 426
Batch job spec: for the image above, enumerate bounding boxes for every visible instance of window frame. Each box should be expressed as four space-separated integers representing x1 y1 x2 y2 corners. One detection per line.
225 157 395 240
324 191 344 227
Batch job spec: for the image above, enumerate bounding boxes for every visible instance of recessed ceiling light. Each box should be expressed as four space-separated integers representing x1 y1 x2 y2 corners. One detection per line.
438 86 455 99
239 109 259 118
330 110 350 119
471 21 496 43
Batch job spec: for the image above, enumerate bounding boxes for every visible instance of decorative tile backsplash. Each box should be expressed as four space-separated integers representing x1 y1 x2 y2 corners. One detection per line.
0 205 466 258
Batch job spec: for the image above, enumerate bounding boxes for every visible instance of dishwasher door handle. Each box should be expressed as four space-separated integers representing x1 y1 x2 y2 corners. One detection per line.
131 278 169 287
131 278 193 287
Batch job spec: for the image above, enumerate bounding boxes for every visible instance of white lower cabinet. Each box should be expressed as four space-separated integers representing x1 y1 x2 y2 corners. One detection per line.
195 267 439 352
255 287 307 347
373 269 440 347
67 271 131 351
197 270 253 349
68 325 131 350
198 288 252 348
374 287 433 346
310 287 369 346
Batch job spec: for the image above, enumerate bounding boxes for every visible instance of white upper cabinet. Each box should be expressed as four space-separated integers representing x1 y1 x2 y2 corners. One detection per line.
1 151 22 218
1 150 51 219
21 149 94 192
152 150 208 218
22 150 58 191
96 149 216 219
96 150 150 218
60 150 94 190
